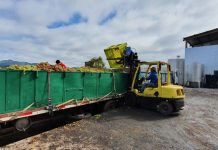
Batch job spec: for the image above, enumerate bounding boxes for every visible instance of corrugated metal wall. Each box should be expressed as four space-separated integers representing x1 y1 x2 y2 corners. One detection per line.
185 45 218 86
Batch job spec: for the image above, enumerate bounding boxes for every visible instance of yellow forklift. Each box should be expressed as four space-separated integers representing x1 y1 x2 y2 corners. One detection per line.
104 43 185 115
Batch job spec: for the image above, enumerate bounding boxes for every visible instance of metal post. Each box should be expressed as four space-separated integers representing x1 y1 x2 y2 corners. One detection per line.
167 65 171 85
47 72 53 115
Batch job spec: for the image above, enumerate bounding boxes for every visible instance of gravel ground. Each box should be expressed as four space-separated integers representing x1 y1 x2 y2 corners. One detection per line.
2 88 218 150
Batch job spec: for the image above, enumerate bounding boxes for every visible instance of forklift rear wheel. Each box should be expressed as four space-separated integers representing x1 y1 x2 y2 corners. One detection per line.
158 101 173 115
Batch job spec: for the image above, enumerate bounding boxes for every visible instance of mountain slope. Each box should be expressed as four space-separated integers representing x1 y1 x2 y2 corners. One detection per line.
0 60 36 67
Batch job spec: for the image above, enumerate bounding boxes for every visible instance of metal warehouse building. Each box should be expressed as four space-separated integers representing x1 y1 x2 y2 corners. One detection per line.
183 28 218 88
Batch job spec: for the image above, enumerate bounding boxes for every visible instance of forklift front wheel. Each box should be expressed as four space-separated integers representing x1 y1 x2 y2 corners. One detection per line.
157 101 173 115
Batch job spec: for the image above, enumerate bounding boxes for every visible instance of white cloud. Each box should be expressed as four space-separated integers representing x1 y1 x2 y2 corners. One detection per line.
0 0 218 67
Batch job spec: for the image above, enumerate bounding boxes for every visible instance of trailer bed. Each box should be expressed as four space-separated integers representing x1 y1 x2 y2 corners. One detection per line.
0 71 129 123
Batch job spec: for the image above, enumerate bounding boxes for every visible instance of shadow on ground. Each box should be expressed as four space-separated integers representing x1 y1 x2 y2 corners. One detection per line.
99 106 179 122
0 116 79 146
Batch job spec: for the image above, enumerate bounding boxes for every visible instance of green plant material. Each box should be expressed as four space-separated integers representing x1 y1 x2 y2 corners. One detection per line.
7 65 39 71
85 56 105 68
5 62 113 73
75 67 111 73
94 114 101 119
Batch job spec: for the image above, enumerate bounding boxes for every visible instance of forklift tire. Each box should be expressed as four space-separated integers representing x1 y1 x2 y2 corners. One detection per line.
158 101 173 115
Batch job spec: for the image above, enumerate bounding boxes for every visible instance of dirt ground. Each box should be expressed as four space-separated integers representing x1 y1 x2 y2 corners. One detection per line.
2 88 218 150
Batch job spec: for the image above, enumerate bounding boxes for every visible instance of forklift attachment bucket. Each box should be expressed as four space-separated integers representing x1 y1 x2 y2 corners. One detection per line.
104 43 127 68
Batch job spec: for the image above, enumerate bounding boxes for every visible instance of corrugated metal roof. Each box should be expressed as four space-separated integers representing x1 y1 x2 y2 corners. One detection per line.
183 28 218 47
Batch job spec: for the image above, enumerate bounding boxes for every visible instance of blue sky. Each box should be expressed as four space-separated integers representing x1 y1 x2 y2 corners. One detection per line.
99 10 117 25
47 12 88 29
0 0 218 66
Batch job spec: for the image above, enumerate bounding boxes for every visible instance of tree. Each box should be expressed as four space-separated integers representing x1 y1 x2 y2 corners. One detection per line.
85 56 105 68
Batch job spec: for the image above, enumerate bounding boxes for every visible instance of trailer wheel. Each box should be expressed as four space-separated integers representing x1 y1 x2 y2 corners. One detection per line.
103 101 116 112
15 117 31 131
158 101 173 115
125 92 136 107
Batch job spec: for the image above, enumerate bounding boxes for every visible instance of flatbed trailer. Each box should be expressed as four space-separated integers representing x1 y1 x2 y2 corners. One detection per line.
0 70 129 131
